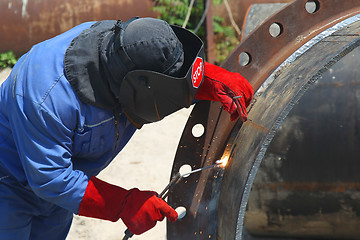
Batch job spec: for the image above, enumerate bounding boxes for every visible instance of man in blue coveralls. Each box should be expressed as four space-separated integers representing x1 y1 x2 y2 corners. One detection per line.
0 17 253 239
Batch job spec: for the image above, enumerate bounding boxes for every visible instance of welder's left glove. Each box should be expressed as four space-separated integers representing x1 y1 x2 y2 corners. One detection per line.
78 176 178 235
195 62 254 121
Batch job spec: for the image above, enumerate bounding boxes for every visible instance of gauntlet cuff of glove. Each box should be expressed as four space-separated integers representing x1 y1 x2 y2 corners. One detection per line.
79 176 133 222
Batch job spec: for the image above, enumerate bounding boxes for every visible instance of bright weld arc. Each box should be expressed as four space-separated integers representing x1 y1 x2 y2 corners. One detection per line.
216 155 229 168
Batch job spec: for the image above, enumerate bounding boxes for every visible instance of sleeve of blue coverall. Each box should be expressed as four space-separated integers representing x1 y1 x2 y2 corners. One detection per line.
8 93 89 214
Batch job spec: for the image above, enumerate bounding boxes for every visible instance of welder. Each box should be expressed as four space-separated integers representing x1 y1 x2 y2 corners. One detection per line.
0 17 253 239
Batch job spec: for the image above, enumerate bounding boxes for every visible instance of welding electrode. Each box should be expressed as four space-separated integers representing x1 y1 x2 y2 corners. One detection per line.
122 161 224 240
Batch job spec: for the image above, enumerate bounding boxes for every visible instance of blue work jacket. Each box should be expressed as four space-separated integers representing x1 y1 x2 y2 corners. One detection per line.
0 22 137 213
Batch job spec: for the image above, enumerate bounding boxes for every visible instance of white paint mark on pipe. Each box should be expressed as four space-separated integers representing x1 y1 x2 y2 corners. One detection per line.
22 0 29 18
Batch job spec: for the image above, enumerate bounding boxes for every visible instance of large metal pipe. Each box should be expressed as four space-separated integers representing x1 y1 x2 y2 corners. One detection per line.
245 36 360 240
0 0 156 56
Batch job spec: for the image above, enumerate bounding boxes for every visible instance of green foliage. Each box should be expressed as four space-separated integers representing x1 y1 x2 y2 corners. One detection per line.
212 0 223 5
213 15 239 63
153 0 205 31
152 0 239 64
153 0 190 26
0 51 17 69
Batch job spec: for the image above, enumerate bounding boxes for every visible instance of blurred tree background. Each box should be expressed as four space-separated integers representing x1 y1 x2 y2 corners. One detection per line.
152 0 240 64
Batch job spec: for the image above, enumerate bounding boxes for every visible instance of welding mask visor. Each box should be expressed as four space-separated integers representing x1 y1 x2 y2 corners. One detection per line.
118 25 204 128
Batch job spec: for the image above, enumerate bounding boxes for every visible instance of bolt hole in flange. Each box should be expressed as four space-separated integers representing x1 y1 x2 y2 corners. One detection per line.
192 123 205 138
179 164 192 178
239 52 252 66
269 22 283 37
175 206 187 220
305 0 320 14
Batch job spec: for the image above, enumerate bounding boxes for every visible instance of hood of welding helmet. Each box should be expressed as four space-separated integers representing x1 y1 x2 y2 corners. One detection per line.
118 20 204 128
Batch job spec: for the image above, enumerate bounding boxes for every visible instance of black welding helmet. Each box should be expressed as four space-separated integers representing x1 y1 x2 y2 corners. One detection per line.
116 17 205 128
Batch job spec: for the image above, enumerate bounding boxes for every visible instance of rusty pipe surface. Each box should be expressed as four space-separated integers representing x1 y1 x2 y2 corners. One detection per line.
0 0 298 57
168 0 360 239
0 0 297 57
0 0 156 56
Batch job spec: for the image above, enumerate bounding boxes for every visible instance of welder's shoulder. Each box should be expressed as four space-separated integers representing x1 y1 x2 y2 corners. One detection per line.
11 23 97 129
15 21 96 98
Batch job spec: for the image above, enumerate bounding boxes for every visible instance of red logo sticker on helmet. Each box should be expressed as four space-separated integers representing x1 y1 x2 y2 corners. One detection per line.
191 57 203 88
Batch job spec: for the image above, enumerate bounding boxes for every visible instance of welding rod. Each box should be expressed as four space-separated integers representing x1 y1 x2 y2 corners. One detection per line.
180 162 222 176
122 161 223 240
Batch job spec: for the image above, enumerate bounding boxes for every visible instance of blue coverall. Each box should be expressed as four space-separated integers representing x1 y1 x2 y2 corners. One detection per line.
0 22 136 239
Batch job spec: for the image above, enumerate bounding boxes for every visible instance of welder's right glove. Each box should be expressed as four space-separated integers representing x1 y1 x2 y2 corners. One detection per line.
196 62 254 121
78 176 178 235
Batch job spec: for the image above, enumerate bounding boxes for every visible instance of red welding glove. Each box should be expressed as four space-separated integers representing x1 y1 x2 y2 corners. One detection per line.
196 62 254 121
78 176 178 235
